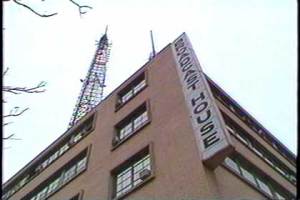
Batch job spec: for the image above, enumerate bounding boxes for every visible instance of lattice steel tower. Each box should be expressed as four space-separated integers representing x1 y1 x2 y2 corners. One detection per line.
68 28 111 127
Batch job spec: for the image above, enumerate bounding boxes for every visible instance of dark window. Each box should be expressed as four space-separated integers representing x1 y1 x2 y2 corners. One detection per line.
223 154 294 199
2 114 95 200
111 146 153 199
113 102 150 146
21 148 89 200
116 72 147 109
208 77 296 166
69 193 80 200
222 112 296 185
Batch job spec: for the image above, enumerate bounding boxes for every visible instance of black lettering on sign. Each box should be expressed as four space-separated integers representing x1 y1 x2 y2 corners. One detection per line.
183 69 196 82
179 53 190 66
196 110 211 124
203 131 220 149
200 121 214 136
194 102 208 114
187 79 199 91
174 35 225 153
174 38 183 47
181 63 193 72
186 73 198 89
174 38 184 52
179 55 192 71
191 92 205 106
177 46 187 56
182 63 193 73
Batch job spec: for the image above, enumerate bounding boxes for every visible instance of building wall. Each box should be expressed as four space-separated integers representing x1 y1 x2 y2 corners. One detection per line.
79 45 218 199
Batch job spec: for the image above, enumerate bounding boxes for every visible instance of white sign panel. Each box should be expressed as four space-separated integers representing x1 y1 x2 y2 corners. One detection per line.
171 33 234 168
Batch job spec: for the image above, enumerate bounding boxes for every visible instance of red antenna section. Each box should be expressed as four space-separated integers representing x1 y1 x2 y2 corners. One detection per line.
69 28 111 128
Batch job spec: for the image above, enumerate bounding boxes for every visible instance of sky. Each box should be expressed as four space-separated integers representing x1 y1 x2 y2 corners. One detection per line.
3 0 297 183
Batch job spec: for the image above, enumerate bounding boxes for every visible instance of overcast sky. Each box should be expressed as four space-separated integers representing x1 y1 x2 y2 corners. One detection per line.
3 0 297 182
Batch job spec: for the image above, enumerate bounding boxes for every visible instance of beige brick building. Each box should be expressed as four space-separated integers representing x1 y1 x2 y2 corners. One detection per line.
2 33 296 200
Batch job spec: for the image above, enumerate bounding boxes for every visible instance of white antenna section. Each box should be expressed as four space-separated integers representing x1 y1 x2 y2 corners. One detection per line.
149 30 156 60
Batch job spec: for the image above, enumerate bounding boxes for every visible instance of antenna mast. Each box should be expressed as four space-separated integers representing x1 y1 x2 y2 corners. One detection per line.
149 30 156 60
68 27 111 128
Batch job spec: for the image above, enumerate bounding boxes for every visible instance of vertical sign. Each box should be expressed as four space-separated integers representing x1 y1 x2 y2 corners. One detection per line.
171 33 234 169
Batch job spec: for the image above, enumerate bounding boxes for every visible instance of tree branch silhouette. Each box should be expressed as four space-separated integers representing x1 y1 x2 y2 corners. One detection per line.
3 68 46 141
4 0 92 17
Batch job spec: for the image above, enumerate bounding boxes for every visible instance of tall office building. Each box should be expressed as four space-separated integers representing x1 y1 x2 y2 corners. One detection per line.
2 33 296 200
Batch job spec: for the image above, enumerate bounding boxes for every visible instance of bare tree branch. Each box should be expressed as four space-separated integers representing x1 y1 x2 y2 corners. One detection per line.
3 68 9 76
3 134 15 140
4 107 29 118
69 0 92 15
3 134 21 140
3 83 46 94
13 0 58 17
5 0 92 17
3 69 47 94
3 0 94 142
3 67 46 141
3 122 13 126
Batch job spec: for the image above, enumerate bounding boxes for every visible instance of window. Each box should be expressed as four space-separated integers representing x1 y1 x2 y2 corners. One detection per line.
77 157 88 173
36 187 48 200
132 155 151 186
41 160 49 169
47 178 60 195
250 144 263 158
209 78 296 167
239 166 257 186
256 178 272 197
223 154 294 200
224 157 240 174
59 143 70 155
119 123 133 140
121 90 133 104
73 133 83 143
133 111 148 130
116 72 147 108
48 151 59 164
274 192 286 200
2 114 95 200
21 148 89 200
18 176 28 188
114 102 150 146
63 165 77 184
222 112 296 185
225 125 235 134
234 131 249 145
69 193 81 200
112 146 153 199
